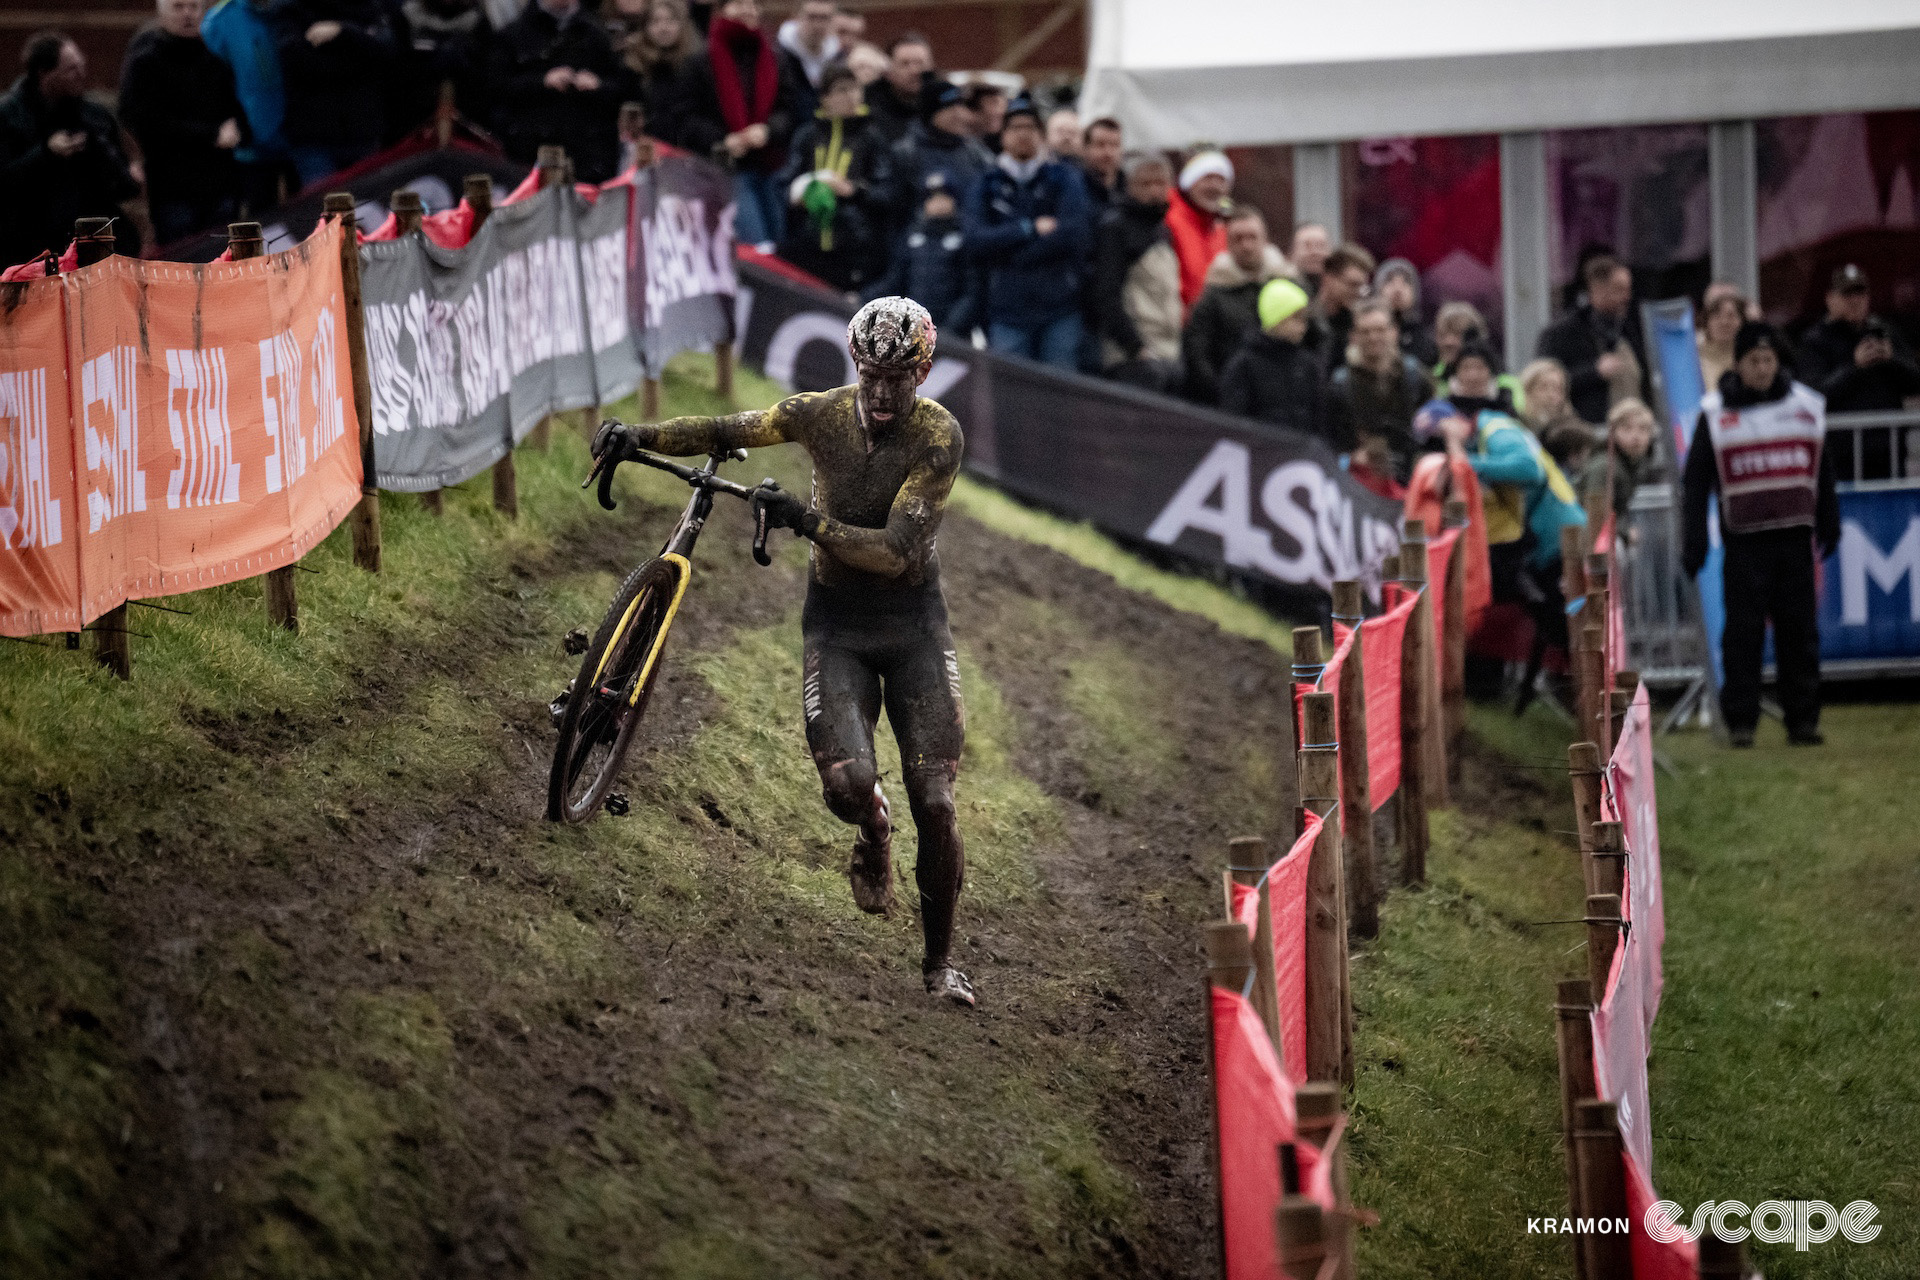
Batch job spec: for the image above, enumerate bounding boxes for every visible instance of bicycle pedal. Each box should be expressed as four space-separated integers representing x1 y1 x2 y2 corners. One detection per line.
604 792 631 816
563 627 590 656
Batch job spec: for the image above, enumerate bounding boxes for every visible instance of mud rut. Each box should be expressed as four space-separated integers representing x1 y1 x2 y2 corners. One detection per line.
67 492 1300 1278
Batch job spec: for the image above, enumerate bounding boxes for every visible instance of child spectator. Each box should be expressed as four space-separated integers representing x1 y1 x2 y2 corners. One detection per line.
1219 278 1332 444
775 63 885 293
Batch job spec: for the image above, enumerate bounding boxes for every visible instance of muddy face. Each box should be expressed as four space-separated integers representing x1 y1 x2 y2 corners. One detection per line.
855 361 923 428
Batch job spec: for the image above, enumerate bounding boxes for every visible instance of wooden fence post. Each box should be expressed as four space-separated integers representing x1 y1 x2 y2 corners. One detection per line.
1298 691 1351 1086
1585 894 1621 1005
1442 498 1469 791
1290 624 1323 808
460 175 519 519
323 192 382 573
1294 1082 1353 1278
1568 741 1604 855
1581 622 1610 759
227 222 300 630
1275 1196 1328 1280
389 191 445 516
527 146 571 451
1572 1098 1633 1279
1205 917 1253 1275
1398 521 1431 884
715 340 735 401
1562 526 1589 717
1554 978 1597 1280
1331 581 1377 940
73 220 130 679
1225 835 1283 1056
1588 820 1625 903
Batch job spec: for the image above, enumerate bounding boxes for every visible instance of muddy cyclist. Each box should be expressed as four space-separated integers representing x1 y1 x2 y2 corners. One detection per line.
590 297 975 1007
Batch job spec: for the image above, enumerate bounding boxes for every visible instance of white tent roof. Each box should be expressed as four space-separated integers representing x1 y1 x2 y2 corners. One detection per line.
1080 0 1920 147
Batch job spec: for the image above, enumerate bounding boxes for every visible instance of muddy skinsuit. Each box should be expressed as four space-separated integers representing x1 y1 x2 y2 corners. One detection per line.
629 385 967 977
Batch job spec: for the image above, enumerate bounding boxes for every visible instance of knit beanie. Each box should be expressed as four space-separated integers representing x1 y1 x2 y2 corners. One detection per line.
1179 149 1234 192
1445 338 1502 381
1257 278 1310 330
1733 320 1783 363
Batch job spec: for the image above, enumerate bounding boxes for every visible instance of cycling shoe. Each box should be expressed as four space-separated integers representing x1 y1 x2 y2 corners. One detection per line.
847 783 895 915
924 966 976 1008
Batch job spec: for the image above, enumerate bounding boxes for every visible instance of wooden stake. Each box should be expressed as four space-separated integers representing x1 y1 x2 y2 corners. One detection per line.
1442 498 1469 792
391 191 445 513
1697 1230 1748 1278
74 221 130 679
1298 691 1350 1086
1562 526 1590 719
1582 620 1609 758
1398 521 1431 884
324 192 381 573
1226 835 1283 1057
643 376 662 422
1203 918 1250 1280
1568 741 1604 856
1275 1196 1328 1280
1290 624 1322 811
1555 979 1597 1280
1589 821 1625 902
461 175 518 520
228 223 299 631
1294 1081 1352 1277
1609 688 1632 749
1331 581 1377 940
1585 894 1621 1004
715 341 735 401
1572 1098 1633 1280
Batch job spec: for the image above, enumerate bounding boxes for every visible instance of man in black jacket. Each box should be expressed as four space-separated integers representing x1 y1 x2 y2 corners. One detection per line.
120 0 247 245
1796 264 1913 392
1089 151 1181 392
1329 301 1431 482
861 32 929 146
1180 205 1287 405
1682 322 1839 747
1821 319 1920 415
1535 253 1648 424
489 0 623 182
0 33 141 265
1219 277 1332 444
277 0 399 185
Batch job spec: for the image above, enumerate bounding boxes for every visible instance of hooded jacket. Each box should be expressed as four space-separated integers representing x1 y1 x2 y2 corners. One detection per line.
1218 329 1332 445
1181 245 1290 404
1091 194 1181 366
201 0 288 161
118 26 247 208
774 108 886 291
774 18 838 118
1465 408 1586 567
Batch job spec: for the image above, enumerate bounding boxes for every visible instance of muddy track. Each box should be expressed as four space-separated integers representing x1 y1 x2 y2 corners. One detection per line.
29 490 1298 1278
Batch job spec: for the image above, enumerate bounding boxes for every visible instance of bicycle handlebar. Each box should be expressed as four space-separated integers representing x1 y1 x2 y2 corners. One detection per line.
583 444 780 565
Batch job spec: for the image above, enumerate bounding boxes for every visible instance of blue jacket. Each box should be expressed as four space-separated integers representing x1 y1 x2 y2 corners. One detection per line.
871 214 977 334
963 156 1090 328
202 0 287 162
1467 410 1586 569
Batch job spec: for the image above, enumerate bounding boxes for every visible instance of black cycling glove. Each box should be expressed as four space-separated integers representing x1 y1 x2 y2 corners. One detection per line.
753 483 815 536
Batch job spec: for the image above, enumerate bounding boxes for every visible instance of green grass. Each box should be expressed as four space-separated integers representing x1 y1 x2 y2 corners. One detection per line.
1353 701 1920 1278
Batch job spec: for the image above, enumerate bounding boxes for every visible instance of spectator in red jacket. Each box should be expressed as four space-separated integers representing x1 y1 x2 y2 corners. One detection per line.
1166 147 1231 312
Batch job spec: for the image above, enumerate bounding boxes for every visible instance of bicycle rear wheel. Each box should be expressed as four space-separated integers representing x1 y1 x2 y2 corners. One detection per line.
548 556 683 823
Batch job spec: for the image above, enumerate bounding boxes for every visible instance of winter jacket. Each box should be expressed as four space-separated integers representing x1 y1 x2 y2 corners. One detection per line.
1534 303 1650 425
1682 372 1841 576
861 75 923 146
773 19 838 119
1091 196 1181 367
1794 315 1916 391
657 27 799 174
118 28 247 209
1181 246 1290 405
397 0 491 140
1395 309 1438 366
1820 354 1920 412
276 0 399 151
486 3 622 181
887 121 992 235
963 153 1091 329
0 80 141 265
1163 188 1225 311
201 0 288 161
1328 355 1432 479
1218 330 1332 445
872 212 976 334
774 110 888 292
1466 410 1586 568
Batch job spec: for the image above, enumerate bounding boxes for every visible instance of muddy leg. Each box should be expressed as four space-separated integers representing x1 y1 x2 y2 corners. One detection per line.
904 762 964 972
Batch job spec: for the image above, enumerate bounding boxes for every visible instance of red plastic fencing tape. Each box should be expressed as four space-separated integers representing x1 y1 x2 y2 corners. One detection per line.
1331 590 1416 809
1230 811 1321 1084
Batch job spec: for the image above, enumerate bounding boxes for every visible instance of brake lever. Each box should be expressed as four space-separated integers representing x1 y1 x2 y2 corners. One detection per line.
750 477 778 566
596 455 620 510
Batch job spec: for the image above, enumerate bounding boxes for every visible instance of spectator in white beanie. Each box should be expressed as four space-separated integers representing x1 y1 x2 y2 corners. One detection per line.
1166 146 1232 311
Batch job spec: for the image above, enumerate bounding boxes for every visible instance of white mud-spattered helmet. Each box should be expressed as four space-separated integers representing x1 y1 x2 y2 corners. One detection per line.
847 296 937 370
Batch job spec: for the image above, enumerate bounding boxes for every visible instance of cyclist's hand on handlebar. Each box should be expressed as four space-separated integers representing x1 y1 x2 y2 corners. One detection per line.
591 419 655 463
752 482 811 534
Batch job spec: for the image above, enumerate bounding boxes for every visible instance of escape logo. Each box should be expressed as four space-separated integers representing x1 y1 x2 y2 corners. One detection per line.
1645 1200 1880 1251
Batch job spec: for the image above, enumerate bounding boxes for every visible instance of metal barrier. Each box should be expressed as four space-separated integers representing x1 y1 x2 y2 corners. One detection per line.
1828 408 1920 487
1617 481 1708 689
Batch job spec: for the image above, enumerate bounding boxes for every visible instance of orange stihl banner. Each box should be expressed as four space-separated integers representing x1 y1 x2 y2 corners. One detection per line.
0 222 360 637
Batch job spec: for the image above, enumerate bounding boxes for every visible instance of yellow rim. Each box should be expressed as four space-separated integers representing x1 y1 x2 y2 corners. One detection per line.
589 554 692 695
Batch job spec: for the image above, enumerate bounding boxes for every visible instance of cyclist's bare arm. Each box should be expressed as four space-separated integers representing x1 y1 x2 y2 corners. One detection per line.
810 439 961 578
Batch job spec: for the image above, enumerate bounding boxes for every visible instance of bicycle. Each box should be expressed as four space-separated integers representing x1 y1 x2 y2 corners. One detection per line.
547 440 782 824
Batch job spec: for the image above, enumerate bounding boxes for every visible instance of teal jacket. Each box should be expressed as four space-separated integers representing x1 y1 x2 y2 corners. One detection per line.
1467 411 1586 569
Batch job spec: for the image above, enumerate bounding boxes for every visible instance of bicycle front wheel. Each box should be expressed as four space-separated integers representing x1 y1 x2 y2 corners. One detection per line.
548 556 684 823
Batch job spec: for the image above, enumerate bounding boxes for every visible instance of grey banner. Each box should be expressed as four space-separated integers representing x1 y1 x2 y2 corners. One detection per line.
360 185 643 492
626 153 739 377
